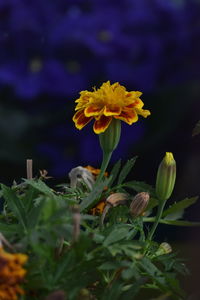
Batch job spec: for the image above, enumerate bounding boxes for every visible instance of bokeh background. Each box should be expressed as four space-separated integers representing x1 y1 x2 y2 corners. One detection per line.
0 0 200 295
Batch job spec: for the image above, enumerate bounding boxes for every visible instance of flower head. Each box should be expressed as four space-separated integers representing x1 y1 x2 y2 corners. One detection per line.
73 81 150 134
0 246 28 300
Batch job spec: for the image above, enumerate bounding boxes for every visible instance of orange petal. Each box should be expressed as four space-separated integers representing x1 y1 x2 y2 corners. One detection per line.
126 98 144 109
93 115 112 134
73 110 93 130
103 105 121 116
114 109 138 125
84 105 103 117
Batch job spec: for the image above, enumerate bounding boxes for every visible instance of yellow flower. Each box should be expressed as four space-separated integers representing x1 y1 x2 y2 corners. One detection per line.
73 81 151 134
0 247 28 300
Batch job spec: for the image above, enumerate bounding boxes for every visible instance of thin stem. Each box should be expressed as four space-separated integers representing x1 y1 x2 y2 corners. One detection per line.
96 151 112 183
147 200 166 241
26 159 33 179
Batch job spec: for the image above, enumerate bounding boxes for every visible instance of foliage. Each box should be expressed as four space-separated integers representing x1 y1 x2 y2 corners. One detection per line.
0 157 199 300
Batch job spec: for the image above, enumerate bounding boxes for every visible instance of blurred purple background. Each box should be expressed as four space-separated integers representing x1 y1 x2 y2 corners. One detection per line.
0 0 200 192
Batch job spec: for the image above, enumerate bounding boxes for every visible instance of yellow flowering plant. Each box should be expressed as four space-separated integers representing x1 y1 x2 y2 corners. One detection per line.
0 81 200 300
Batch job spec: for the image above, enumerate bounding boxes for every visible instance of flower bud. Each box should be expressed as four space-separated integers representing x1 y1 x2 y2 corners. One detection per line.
155 242 172 256
156 152 176 202
99 118 121 153
106 193 129 207
68 166 95 190
130 192 149 218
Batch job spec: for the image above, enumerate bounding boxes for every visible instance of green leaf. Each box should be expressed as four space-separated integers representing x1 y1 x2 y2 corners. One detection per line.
117 157 137 185
27 199 45 229
0 222 21 237
143 217 200 226
192 120 200 136
80 177 111 211
162 197 198 218
146 197 159 211
139 257 166 287
108 159 121 187
103 227 130 246
23 179 56 197
123 180 156 196
1 184 27 230
160 219 200 226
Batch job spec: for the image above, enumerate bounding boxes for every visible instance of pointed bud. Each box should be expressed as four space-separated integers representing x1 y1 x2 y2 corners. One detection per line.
156 152 176 202
130 192 149 218
99 119 121 153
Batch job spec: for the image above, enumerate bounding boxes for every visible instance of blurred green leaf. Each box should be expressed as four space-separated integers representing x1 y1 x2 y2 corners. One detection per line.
123 180 156 196
80 177 111 211
109 159 121 187
1 184 27 231
162 197 198 218
117 156 137 185
103 226 130 246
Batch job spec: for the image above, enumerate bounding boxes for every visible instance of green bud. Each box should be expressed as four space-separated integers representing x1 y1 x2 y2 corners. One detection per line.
155 242 172 256
156 152 176 202
99 118 121 153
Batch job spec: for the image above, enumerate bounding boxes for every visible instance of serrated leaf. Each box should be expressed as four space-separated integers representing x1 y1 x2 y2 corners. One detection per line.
80 177 111 211
109 159 121 187
1 184 27 230
103 227 130 246
27 199 45 229
117 157 137 185
162 197 198 218
192 120 200 136
123 180 156 196
23 179 55 197
139 257 166 287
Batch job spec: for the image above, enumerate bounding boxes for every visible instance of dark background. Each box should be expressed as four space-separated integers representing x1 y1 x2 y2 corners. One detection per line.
0 0 200 295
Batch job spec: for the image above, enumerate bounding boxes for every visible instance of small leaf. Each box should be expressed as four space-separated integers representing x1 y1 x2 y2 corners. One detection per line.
117 157 137 185
192 120 200 136
80 177 111 211
103 227 130 246
1 184 27 230
162 197 198 218
109 159 121 187
27 199 45 229
123 180 156 196
23 179 55 197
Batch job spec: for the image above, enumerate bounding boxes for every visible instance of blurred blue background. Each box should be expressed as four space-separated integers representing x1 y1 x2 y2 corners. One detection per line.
1 0 200 294
0 0 200 194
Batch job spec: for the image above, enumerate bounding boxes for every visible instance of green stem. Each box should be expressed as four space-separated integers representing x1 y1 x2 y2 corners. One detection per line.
147 200 166 241
96 151 112 183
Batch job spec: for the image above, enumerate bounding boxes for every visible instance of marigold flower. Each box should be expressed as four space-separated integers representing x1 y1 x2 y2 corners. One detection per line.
84 165 108 179
73 81 150 134
0 246 28 300
90 200 106 215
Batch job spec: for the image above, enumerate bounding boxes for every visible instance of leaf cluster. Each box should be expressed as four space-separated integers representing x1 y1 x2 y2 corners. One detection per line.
0 157 199 299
